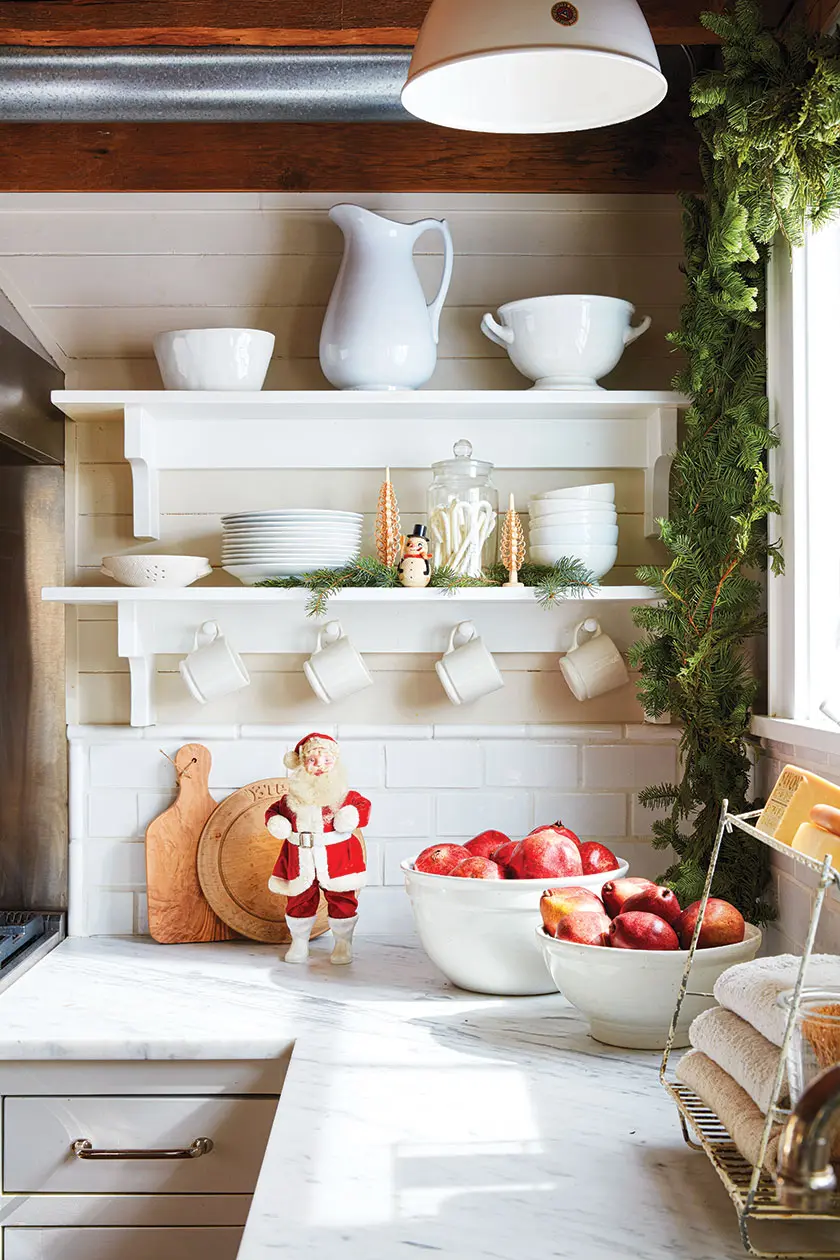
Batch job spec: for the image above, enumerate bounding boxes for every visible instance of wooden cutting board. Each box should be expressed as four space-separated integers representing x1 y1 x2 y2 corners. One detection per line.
196 778 331 944
145 744 239 944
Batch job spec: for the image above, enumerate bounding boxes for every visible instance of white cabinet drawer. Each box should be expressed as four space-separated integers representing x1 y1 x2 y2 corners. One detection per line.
4 1226 244 1260
3 1096 276 1194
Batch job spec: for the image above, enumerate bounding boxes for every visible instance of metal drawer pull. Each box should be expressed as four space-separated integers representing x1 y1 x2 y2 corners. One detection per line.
72 1137 213 1160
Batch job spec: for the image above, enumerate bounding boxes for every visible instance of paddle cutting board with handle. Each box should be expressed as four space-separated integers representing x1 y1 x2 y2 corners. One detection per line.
145 743 239 944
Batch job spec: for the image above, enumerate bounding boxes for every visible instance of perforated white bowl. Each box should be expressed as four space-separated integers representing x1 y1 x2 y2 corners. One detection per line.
101 555 212 588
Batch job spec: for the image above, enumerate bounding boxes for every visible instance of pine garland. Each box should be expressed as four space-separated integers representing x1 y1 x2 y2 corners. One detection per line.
256 555 596 617
631 0 840 919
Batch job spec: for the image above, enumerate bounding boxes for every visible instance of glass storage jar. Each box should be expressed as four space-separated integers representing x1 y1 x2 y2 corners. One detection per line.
427 439 498 578
782 989 840 1104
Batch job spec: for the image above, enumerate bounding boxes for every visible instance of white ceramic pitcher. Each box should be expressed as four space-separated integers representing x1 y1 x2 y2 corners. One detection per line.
319 204 454 391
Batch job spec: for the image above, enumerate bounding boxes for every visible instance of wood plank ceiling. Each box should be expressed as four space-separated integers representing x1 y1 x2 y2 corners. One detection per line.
0 1 728 193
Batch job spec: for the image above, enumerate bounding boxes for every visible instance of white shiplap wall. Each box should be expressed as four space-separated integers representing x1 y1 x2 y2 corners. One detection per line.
0 191 683 726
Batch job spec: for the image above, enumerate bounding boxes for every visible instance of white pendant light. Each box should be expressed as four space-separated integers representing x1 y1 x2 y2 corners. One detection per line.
401 0 668 134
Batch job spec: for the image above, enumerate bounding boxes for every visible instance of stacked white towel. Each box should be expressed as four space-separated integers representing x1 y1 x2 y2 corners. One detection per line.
689 1006 787 1114
713 953 840 1046
677 952 840 1172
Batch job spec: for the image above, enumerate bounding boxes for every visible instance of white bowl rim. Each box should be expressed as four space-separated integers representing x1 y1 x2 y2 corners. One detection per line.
401 857 628 889
536 920 762 960
496 295 634 316
102 554 210 567
533 483 616 500
154 327 275 340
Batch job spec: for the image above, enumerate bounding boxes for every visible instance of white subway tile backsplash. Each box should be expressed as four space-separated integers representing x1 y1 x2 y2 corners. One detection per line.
484 742 578 789
630 793 669 837
365 792 433 839
582 743 678 790
90 742 174 789
526 724 622 741
87 791 138 839
338 742 385 788
434 724 529 740
86 838 147 885
436 792 532 838
386 741 482 789
137 791 175 834
383 840 427 885
69 725 687 937
86 890 135 936
533 792 627 838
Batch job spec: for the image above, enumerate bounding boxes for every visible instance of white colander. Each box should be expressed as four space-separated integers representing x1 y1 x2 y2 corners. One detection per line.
101 555 212 588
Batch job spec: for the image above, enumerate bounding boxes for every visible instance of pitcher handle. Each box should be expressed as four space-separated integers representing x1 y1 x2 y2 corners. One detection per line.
480 312 514 348
624 315 651 346
414 218 454 345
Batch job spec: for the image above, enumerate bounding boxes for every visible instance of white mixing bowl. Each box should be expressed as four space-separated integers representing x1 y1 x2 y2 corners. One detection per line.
529 522 619 546
480 295 651 390
537 923 762 1048
154 328 275 391
403 857 628 995
530 542 617 579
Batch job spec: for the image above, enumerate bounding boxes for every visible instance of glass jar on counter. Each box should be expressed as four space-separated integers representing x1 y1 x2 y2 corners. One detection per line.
427 439 498 578
781 989 840 1105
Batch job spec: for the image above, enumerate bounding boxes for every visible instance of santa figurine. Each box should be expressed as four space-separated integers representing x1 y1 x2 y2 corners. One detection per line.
265 733 371 966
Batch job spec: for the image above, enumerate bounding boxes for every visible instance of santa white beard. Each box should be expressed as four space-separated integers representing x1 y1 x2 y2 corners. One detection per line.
286 762 348 813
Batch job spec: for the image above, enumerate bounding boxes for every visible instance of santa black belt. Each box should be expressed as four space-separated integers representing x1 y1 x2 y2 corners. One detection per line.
286 831 352 849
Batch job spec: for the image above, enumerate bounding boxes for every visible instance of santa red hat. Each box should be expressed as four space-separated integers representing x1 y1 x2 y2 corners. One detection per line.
283 732 337 771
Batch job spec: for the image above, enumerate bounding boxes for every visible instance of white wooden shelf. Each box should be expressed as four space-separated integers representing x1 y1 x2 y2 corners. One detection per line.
43 585 658 727
52 388 687 540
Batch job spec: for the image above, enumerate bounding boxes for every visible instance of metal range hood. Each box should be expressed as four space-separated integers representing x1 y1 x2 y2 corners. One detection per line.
0 47 414 123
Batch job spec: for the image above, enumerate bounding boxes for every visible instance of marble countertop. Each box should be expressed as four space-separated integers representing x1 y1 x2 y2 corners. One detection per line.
0 934 818 1259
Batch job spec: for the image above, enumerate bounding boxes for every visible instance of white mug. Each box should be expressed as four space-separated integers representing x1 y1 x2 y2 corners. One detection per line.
179 621 250 705
559 618 629 702
436 621 504 706
304 621 373 705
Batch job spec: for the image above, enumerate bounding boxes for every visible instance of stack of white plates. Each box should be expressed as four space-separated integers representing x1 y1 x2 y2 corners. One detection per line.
221 510 364 584
528 483 618 579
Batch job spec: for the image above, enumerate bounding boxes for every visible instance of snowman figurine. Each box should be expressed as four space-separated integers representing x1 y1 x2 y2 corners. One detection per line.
398 524 432 588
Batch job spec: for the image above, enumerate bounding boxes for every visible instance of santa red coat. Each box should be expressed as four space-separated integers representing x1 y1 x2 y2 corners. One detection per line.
265 790 371 897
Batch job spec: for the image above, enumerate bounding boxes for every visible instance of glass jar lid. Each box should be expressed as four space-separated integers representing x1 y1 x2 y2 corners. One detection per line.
431 438 494 479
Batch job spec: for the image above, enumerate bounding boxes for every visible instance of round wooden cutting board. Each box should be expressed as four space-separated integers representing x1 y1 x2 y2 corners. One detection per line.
196 777 330 944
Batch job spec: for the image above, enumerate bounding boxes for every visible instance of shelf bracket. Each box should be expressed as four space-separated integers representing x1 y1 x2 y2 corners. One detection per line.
645 407 677 538
124 405 159 540
117 600 155 727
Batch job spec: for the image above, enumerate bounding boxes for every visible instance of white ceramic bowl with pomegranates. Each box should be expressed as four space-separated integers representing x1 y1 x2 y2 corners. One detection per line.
536 922 762 1049
402 858 629 996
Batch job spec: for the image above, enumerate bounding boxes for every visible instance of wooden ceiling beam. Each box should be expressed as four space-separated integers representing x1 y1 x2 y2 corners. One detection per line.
0 91 701 194
0 0 723 47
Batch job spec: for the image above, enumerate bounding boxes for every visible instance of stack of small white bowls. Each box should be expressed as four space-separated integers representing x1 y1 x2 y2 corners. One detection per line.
221 510 363 585
528 482 618 580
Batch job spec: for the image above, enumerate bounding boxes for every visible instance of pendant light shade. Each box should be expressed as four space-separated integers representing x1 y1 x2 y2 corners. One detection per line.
401 0 667 134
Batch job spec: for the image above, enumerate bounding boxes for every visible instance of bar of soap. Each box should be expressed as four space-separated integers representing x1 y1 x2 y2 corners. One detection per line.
792 822 840 869
757 764 840 846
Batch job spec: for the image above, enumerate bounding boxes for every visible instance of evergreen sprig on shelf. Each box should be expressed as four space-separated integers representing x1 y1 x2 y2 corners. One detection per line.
256 555 596 616
631 0 840 920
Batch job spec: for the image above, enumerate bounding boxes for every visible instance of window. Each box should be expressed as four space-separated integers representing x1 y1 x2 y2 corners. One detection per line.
762 217 840 741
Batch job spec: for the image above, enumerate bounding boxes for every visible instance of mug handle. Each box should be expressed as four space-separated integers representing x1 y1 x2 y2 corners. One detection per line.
317 620 343 652
624 315 651 346
194 620 220 650
572 618 601 651
446 620 477 654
